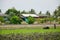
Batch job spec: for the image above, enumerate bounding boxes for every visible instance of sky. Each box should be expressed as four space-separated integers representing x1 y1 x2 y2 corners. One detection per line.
0 0 60 14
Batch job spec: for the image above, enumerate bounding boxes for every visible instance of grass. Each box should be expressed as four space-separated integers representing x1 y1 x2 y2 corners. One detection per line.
0 26 60 35
0 26 60 40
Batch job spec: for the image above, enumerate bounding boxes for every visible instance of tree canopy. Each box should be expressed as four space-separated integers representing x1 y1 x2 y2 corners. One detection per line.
53 6 60 18
5 7 20 17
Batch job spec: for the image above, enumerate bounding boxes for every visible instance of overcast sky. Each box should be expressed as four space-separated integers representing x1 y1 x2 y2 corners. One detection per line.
0 0 60 14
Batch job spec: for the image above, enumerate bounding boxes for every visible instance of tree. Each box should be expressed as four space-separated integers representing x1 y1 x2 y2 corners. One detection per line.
46 11 51 23
9 12 15 16
0 16 4 22
53 9 58 18
57 6 60 16
58 6 60 10
5 8 17 14
10 16 22 24
53 6 60 17
17 11 21 17
29 9 36 14
39 11 42 14
46 11 51 17
27 16 35 24
53 6 60 22
5 7 21 22
0 9 1 13
5 7 21 17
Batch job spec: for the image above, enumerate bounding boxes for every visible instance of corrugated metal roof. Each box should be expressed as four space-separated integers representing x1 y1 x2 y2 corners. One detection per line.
21 14 48 17
22 14 39 17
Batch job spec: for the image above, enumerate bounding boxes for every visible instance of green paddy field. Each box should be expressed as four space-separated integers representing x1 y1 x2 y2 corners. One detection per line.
0 26 60 34
0 26 60 40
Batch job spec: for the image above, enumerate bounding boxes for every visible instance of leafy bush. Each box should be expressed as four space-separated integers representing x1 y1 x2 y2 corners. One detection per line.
58 21 60 24
10 16 22 24
39 18 46 23
0 16 4 22
27 16 35 24
40 20 45 23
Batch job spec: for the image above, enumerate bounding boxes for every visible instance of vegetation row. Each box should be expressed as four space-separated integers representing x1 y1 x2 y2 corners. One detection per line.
0 6 60 24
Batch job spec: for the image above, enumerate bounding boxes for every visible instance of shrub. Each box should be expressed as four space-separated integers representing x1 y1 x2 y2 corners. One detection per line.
10 16 22 24
59 21 60 24
40 20 44 23
0 16 4 22
27 16 35 24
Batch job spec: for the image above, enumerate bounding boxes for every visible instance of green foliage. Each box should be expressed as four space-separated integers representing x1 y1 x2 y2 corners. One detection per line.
10 16 22 24
53 6 60 22
53 10 58 18
40 18 46 23
8 12 15 18
39 11 42 14
0 16 4 22
0 27 60 34
53 6 60 18
46 11 50 17
58 6 60 11
5 7 22 24
37 18 47 24
27 16 35 24
40 20 45 23
58 21 60 24
49 17 54 21
17 11 21 16
45 17 54 22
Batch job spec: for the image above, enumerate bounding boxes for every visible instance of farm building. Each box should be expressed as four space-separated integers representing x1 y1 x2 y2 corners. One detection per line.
21 14 48 22
21 14 48 18
21 14 39 18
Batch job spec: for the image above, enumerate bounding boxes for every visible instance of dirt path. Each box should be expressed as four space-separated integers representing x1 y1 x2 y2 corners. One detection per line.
0 24 60 29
